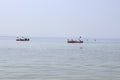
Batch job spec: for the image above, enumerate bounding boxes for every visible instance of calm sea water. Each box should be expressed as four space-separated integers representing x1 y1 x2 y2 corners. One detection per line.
0 37 120 80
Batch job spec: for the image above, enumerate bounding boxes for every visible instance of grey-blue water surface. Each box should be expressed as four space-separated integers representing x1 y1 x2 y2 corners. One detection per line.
0 37 120 80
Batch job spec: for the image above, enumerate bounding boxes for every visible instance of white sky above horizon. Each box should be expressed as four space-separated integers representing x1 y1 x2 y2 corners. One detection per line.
0 0 120 38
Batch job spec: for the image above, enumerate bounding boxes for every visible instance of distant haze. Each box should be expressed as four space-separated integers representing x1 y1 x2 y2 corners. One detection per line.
0 0 120 38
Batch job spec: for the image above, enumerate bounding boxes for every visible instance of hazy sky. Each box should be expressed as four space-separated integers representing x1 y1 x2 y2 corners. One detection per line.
0 0 120 38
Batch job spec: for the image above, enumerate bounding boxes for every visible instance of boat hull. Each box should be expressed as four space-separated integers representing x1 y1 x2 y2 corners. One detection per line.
67 40 83 43
16 39 30 41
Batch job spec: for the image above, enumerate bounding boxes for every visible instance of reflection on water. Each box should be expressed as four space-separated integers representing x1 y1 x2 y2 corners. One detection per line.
0 37 120 80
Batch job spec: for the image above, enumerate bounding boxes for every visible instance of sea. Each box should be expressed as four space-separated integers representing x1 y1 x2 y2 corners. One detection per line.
0 37 120 80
